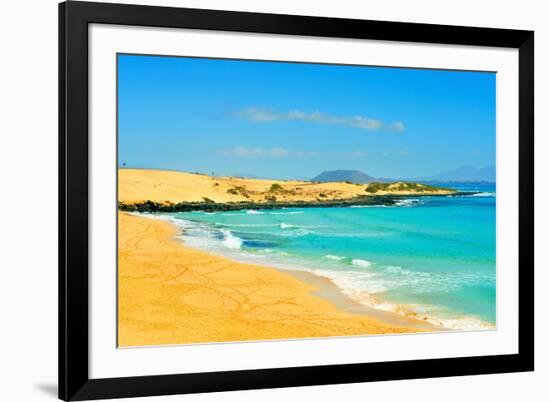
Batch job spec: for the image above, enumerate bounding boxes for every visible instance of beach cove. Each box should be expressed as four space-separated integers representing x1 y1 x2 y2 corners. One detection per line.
118 212 430 347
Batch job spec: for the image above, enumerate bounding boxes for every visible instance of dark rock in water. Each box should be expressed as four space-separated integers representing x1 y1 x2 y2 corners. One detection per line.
117 193 452 214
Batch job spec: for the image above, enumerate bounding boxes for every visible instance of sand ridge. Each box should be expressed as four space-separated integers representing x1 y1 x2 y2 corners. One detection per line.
118 168 454 205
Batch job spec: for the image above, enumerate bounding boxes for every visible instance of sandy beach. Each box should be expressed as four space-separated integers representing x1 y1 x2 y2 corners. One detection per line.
118 212 428 347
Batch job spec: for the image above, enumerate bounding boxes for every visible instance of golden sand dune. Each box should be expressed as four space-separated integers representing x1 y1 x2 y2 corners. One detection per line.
118 168 454 205
118 212 422 346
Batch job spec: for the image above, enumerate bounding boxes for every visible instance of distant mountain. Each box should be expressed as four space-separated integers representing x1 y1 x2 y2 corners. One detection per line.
311 170 377 183
311 165 496 184
415 165 495 182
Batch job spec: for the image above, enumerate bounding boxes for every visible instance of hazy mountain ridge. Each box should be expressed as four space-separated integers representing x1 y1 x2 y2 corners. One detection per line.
311 165 495 184
414 165 496 182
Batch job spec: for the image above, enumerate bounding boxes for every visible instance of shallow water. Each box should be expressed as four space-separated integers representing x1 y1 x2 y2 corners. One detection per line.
157 182 496 330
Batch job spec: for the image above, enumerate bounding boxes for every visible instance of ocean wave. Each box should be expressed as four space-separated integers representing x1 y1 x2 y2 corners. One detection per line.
451 192 496 198
279 223 322 230
384 265 431 280
278 228 311 237
219 210 304 216
394 199 423 207
350 200 423 208
324 254 345 261
215 223 278 228
309 267 495 331
471 192 496 197
350 205 388 208
311 269 384 295
380 265 494 293
351 259 372 267
269 211 304 215
426 316 495 331
220 229 242 249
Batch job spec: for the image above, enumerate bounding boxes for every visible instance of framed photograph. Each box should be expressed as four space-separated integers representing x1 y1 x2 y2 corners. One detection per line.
59 1 534 400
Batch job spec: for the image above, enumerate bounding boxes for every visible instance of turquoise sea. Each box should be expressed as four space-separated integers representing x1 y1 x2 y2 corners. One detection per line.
155 182 496 331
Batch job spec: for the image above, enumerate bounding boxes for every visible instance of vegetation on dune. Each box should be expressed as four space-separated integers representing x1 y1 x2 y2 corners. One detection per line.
366 181 449 193
268 183 295 195
226 185 250 198
118 186 457 213
365 182 388 193
118 172 456 214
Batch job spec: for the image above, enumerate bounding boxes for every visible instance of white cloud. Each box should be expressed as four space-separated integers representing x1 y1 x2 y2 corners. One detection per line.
237 108 281 122
235 107 403 132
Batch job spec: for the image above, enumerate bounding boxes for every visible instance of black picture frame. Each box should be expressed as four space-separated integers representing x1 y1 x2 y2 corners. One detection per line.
59 1 534 400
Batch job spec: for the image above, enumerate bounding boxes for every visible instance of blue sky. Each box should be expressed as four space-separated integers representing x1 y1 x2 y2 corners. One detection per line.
118 54 496 180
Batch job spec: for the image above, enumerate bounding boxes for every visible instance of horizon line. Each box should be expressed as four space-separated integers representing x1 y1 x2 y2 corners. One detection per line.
117 165 496 183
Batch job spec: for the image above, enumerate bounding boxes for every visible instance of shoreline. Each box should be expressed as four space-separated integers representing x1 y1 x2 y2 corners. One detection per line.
148 211 496 332
276 267 440 331
118 212 431 347
118 193 467 214
164 212 440 331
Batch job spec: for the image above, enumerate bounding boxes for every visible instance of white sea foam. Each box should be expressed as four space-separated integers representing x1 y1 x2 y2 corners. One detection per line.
215 223 278 228
350 205 388 208
279 228 310 237
471 192 496 197
324 254 345 261
269 211 304 215
351 258 372 267
220 229 242 249
311 269 386 295
453 192 496 198
309 267 495 331
279 223 294 229
425 316 495 331
351 199 423 208
246 210 264 215
394 199 423 207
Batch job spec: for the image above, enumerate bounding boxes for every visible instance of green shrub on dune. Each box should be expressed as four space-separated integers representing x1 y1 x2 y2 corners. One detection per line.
227 186 250 198
269 183 284 192
365 182 388 193
366 181 449 194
